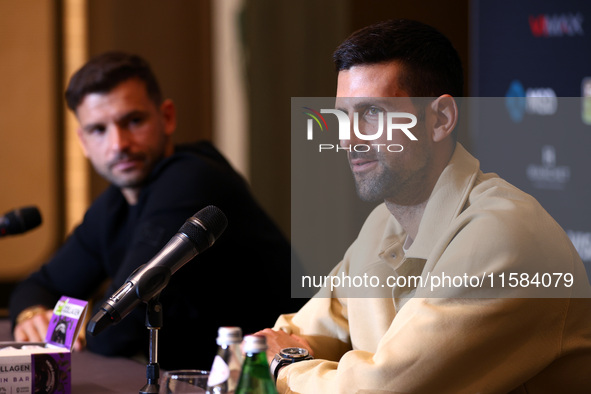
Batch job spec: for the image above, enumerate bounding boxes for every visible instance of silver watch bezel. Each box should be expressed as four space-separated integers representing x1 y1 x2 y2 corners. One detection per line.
270 347 313 381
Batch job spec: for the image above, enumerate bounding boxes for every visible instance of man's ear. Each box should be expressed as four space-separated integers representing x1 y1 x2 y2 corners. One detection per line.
75 127 90 158
430 94 458 143
160 99 177 136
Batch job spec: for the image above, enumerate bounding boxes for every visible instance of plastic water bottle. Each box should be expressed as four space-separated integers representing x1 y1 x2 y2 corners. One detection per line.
206 326 244 394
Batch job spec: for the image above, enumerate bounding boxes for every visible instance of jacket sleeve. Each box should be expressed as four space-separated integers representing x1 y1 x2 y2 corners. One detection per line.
276 297 577 393
9 202 110 328
274 205 590 393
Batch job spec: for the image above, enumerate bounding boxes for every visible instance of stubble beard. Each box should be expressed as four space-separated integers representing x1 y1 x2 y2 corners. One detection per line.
350 148 430 206
100 151 154 189
350 150 401 203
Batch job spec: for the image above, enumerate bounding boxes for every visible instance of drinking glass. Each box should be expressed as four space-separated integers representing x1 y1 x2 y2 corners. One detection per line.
159 370 210 394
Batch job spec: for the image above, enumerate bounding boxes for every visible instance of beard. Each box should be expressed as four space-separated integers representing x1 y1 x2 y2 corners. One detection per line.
349 145 430 205
98 151 153 189
351 153 399 203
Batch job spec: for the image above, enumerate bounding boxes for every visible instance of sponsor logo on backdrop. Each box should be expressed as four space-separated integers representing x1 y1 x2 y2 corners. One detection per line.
526 145 570 190
582 77 591 125
303 107 417 152
567 230 591 263
505 80 557 122
529 13 584 37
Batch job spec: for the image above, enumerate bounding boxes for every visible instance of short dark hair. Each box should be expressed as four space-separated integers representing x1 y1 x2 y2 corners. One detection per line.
333 19 464 98
65 51 163 111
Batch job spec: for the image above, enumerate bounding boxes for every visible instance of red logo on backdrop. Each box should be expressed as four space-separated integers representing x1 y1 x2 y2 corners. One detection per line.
529 13 584 37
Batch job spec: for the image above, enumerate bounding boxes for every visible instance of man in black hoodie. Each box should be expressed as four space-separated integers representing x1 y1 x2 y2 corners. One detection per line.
10 51 301 370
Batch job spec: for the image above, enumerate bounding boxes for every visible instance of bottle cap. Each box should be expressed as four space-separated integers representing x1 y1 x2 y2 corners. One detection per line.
242 334 268 354
216 326 243 345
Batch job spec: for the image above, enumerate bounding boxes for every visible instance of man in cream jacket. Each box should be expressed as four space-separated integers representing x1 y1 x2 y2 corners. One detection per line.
260 19 591 393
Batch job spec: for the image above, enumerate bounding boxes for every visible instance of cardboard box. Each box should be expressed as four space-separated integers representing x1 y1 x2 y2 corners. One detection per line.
0 296 87 394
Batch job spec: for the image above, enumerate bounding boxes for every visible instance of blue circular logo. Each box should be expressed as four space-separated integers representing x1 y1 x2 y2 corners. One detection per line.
505 80 526 123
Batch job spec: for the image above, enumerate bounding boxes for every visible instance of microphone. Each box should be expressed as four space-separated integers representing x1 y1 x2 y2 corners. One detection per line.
0 206 42 237
87 205 228 336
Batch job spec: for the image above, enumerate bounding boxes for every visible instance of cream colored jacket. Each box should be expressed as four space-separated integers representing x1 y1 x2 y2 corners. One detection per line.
275 144 591 393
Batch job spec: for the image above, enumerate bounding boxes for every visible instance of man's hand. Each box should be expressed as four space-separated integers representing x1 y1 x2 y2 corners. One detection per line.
257 328 314 365
14 308 53 344
14 307 86 351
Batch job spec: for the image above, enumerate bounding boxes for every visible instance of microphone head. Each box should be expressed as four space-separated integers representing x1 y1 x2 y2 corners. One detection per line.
87 308 115 337
3 206 42 235
179 205 228 252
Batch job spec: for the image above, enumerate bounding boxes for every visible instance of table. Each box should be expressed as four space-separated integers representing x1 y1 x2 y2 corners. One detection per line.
70 352 147 393
1 319 149 393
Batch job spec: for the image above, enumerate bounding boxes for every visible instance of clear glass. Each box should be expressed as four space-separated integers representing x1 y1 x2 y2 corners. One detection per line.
159 370 210 394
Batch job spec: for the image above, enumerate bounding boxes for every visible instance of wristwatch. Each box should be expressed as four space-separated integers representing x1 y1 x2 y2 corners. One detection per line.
270 347 313 381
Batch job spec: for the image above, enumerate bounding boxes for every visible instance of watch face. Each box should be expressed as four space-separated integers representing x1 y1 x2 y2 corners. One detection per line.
280 347 309 359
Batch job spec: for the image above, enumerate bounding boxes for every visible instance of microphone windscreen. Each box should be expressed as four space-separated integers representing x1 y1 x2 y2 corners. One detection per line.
6 206 42 234
179 205 228 251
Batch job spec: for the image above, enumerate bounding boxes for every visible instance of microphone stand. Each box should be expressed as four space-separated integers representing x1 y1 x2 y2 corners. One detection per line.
130 265 170 393
139 296 163 394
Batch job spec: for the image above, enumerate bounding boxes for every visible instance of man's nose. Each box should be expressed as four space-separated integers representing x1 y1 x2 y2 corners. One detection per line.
108 126 131 151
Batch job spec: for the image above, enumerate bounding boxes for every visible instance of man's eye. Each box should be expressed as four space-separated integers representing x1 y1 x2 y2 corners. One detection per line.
129 116 144 127
90 126 106 135
366 107 383 116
